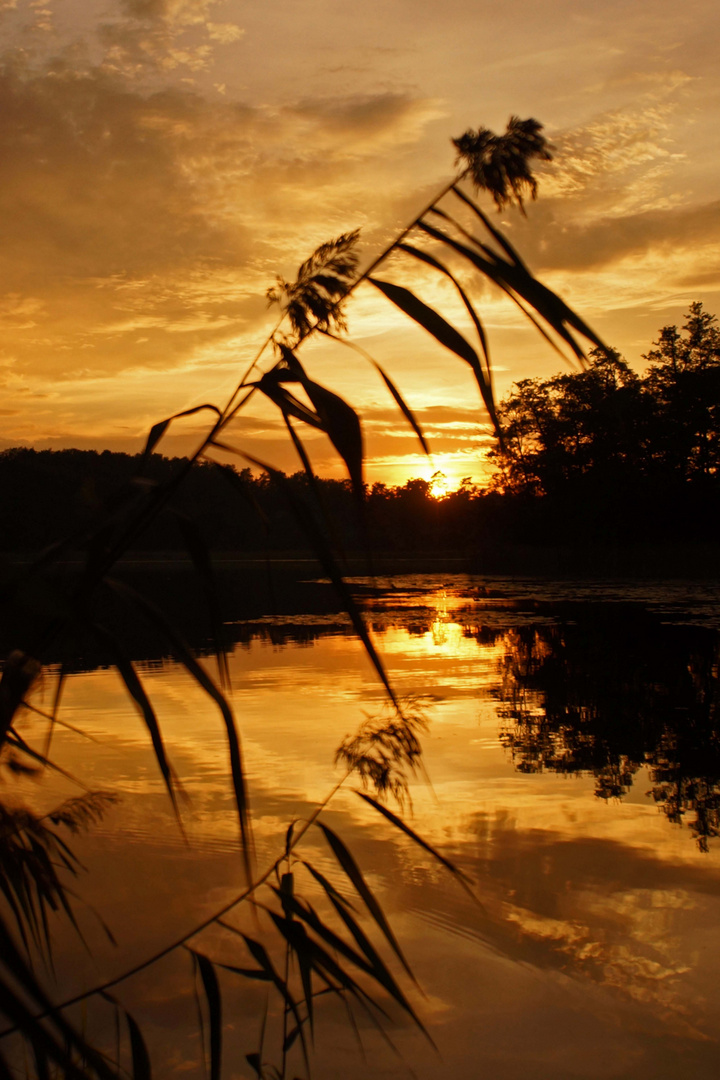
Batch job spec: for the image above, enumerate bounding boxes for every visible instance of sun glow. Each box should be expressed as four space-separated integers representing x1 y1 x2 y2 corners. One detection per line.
429 470 449 499
366 450 495 493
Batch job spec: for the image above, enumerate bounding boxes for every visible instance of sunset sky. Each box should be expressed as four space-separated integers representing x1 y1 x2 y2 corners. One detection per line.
2 0 719 487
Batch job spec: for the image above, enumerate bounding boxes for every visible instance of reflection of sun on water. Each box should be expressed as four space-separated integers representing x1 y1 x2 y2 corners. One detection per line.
13 585 720 1077
378 589 503 665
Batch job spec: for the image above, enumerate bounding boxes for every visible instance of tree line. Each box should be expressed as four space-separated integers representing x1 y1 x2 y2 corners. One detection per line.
2 303 719 558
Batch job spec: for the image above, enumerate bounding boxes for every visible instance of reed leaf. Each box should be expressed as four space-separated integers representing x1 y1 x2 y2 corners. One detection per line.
316 822 411 978
126 1010 152 1080
450 186 533 268
3 729 84 789
425 195 606 359
245 1052 263 1078
103 579 253 877
141 405 222 461
256 375 324 430
369 278 479 369
192 952 222 1080
277 874 315 1040
282 416 320 502
217 962 272 981
303 380 364 501
42 658 69 762
98 632 176 814
301 861 358 913
276 346 365 502
279 887 421 1026
418 218 590 364
236 452 397 708
317 330 431 460
0 915 118 1080
265 910 372 1013
284 821 295 860
396 242 492 383
239 935 309 1074
0 976 106 1080
368 278 501 437
372 362 430 456
268 889 372 982
321 892 430 1038
354 792 480 904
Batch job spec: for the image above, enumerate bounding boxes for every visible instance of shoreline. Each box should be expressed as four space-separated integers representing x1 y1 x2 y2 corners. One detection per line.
6 541 720 580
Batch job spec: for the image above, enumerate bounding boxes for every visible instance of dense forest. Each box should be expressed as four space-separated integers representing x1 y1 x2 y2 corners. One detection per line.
2 303 719 561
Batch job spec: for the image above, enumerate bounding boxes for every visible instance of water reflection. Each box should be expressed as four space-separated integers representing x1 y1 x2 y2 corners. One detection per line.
494 612 720 849
8 576 720 1078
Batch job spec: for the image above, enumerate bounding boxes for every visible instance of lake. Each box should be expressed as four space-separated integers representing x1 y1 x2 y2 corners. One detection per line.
7 573 720 1079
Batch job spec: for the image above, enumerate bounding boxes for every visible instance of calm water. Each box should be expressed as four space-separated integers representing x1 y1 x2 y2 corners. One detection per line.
9 575 720 1079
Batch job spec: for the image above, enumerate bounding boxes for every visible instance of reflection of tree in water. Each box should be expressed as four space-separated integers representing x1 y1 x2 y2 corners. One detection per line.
494 607 720 850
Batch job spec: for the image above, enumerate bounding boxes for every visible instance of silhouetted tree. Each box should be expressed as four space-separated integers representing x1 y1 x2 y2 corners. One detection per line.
488 304 720 544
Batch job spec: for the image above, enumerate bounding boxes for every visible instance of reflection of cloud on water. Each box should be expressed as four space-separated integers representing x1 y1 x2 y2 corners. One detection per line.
501 888 697 1030
10 578 720 1077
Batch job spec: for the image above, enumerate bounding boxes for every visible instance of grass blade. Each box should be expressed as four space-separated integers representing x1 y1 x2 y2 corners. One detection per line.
372 362 430 456
368 277 501 437
396 241 492 383
103 578 253 879
234 452 397 709
192 953 222 1080
368 277 480 369
354 791 480 903
126 1010 152 1080
141 405 222 461
316 822 411 977
91 624 176 816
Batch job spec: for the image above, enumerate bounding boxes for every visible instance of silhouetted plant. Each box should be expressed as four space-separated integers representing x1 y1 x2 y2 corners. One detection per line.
266 230 361 340
452 115 553 211
0 118 603 1078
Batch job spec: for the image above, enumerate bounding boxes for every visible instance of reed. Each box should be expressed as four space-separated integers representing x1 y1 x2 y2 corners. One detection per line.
0 118 602 1078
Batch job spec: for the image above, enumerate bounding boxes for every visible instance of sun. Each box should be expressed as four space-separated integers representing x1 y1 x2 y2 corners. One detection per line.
428 470 449 499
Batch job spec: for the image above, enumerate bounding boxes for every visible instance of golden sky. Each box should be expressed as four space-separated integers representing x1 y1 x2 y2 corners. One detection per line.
2 0 719 486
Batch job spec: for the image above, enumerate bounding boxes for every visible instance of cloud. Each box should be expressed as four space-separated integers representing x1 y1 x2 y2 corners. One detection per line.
541 103 686 216
98 0 240 77
525 199 720 276
0 45 448 393
206 22 243 44
284 93 446 156
3 0 720 464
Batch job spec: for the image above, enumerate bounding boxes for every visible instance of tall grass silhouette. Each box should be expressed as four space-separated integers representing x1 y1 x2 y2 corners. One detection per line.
0 118 603 1078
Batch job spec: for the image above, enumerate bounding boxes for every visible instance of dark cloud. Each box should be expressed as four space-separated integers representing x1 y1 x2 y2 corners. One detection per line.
286 92 441 147
521 199 720 276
